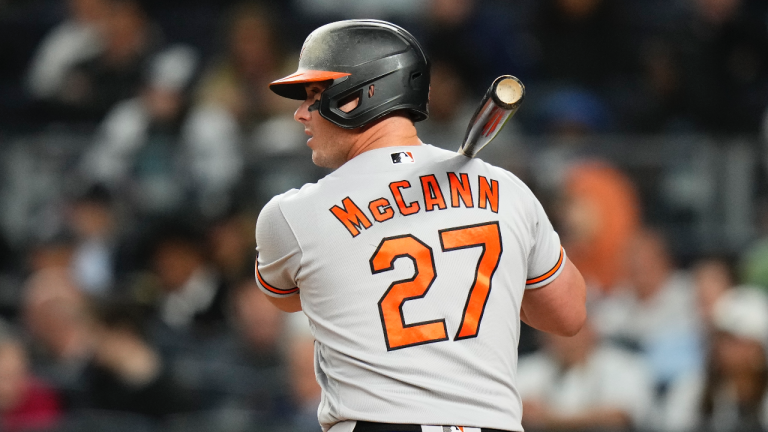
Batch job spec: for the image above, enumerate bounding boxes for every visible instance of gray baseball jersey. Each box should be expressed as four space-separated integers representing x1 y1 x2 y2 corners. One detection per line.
255 144 565 431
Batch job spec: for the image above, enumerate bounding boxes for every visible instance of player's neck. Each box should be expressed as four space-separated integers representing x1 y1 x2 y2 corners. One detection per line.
346 114 421 161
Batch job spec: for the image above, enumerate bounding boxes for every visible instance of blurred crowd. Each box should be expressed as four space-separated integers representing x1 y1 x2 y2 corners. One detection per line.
0 0 767 431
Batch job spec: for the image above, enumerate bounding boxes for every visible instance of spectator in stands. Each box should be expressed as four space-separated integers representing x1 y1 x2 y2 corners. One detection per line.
421 0 481 88
21 268 94 396
231 279 285 370
517 319 655 432
59 0 164 123
80 301 196 419
207 210 256 290
150 225 227 336
674 0 768 134
66 184 120 296
534 87 613 136
654 257 736 431
528 0 646 134
420 0 534 95
281 313 321 432
558 161 641 292
414 59 475 150
193 3 285 125
630 37 692 133
154 278 288 420
663 287 768 432
590 228 703 388
80 44 203 216
199 278 289 417
26 234 76 275
0 331 62 432
26 0 109 101
693 257 735 329
530 0 637 91
184 3 287 204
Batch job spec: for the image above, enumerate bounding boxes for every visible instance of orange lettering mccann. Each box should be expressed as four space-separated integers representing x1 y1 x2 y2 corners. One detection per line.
369 198 395 222
330 197 372 237
389 180 420 216
478 176 499 213
420 174 447 211
448 172 474 208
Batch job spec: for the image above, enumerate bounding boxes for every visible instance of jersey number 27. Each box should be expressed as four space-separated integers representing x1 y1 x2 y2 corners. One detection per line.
369 221 502 351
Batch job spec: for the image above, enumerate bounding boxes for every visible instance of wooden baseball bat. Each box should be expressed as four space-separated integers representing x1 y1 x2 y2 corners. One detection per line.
458 75 525 158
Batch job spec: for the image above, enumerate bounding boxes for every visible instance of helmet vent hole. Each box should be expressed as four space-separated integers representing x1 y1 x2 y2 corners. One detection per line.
338 91 362 113
411 72 422 80
368 85 375 98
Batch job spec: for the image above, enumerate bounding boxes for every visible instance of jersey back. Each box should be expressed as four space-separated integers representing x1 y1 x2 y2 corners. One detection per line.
255 144 564 431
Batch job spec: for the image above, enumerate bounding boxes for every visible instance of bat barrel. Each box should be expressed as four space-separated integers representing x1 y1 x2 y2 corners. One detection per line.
458 75 525 158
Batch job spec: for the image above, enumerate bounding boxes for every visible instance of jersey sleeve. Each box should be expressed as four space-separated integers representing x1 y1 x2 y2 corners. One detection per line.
526 196 566 289
255 196 302 297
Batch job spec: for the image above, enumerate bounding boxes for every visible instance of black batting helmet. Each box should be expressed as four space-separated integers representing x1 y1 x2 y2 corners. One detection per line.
269 19 430 129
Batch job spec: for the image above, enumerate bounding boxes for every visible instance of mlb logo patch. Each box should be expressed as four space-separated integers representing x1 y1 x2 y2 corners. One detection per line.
391 151 415 164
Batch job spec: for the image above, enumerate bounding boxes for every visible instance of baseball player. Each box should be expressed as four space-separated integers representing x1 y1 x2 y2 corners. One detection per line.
255 20 586 432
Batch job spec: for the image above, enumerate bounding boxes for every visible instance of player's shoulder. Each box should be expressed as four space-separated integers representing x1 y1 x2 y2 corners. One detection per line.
264 143 537 206
257 187 305 222
453 148 538 199
415 143 540 204
266 181 321 206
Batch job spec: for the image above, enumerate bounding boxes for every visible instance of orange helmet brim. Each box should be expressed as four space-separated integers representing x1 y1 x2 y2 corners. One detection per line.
269 70 351 100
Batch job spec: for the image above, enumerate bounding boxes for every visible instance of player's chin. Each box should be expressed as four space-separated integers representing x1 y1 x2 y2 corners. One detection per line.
310 149 327 168
311 150 342 170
